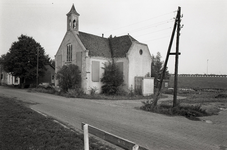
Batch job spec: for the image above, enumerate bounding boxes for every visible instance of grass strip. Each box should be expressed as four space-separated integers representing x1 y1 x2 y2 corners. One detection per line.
0 96 115 150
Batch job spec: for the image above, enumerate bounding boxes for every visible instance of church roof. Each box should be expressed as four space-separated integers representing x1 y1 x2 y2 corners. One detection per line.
67 4 80 16
78 32 112 58
109 35 133 58
78 32 137 58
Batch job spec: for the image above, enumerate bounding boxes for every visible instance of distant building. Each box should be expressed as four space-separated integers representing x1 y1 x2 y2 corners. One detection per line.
0 65 20 85
55 4 154 95
0 64 55 87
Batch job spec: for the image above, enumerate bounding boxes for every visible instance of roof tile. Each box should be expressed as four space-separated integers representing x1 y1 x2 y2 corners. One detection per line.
78 32 137 58
78 32 112 58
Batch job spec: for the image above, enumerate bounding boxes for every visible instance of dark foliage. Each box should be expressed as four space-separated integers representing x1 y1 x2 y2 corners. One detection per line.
2 34 50 84
101 62 124 95
151 52 170 87
140 101 208 120
56 64 81 92
215 94 227 98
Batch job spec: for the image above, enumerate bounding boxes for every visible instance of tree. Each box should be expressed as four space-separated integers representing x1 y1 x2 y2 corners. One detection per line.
151 52 170 87
0 54 6 64
56 64 81 92
2 35 50 86
101 61 124 95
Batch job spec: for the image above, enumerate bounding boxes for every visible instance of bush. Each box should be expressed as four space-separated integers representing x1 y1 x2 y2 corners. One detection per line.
140 101 208 120
101 62 124 95
89 87 98 96
66 88 85 98
56 64 81 92
32 84 56 94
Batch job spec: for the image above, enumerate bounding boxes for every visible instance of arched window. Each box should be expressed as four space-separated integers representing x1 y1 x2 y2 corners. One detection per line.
67 44 72 62
73 20 76 29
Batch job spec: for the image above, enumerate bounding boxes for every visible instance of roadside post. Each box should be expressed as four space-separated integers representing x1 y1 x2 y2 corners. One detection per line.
83 124 89 150
82 122 144 150
133 144 139 150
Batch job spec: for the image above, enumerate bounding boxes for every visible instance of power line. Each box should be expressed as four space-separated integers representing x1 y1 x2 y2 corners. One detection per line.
104 11 176 33
135 27 172 38
116 19 174 35
142 35 171 42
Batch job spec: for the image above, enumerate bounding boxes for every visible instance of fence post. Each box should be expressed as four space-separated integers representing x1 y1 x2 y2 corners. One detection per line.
132 144 139 150
84 124 89 150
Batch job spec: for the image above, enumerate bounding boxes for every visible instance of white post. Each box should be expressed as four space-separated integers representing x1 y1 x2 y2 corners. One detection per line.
132 144 139 150
84 124 89 150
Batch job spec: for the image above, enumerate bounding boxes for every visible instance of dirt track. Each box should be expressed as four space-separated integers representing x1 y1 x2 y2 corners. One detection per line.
0 86 226 150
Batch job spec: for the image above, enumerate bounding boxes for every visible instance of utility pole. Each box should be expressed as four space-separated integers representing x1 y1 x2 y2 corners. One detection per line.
36 47 39 88
173 7 181 107
152 7 182 108
152 14 178 107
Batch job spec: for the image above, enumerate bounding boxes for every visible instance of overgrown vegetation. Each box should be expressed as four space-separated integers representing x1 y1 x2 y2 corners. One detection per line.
140 101 208 120
0 96 115 150
151 52 170 87
56 64 81 92
101 62 124 95
141 89 227 120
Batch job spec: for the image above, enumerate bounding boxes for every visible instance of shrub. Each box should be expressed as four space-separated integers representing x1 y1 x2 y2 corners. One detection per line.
66 89 78 98
90 87 98 96
101 62 124 95
66 88 85 98
56 64 81 92
140 101 208 120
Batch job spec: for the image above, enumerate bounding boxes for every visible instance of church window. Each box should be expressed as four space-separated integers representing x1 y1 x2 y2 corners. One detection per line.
67 44 72 62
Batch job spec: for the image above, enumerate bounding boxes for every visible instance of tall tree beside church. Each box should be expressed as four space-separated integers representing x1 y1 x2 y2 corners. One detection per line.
101 61 124 95
3 34 50 86
151 52 170 87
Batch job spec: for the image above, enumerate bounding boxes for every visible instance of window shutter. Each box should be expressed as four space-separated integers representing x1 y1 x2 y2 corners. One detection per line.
116 62 123 74
92 61 100 82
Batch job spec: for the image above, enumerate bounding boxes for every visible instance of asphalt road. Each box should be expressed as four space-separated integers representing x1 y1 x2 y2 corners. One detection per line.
0 86 226 150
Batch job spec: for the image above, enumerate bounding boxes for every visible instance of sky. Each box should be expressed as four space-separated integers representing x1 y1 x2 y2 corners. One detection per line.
0 0 227 75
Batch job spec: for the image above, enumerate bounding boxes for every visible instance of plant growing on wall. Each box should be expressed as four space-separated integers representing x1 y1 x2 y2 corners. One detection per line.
56 64 81 92
101 62 124 95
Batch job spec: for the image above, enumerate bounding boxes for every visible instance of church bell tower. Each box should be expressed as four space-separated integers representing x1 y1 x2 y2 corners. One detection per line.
67 4 80 34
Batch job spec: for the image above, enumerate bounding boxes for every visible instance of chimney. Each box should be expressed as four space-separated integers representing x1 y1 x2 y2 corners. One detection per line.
102 33 104 37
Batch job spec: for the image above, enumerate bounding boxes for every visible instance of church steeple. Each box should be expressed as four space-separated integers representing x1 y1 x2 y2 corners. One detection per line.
67 4 80 33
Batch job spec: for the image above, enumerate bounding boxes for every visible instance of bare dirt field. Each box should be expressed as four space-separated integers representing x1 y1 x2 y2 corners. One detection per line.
169 76 227 89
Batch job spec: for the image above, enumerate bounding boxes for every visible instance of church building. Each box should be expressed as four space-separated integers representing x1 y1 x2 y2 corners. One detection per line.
55 4 154 95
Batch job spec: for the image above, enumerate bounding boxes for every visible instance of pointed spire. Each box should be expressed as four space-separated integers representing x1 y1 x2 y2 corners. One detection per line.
67 4 80 16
